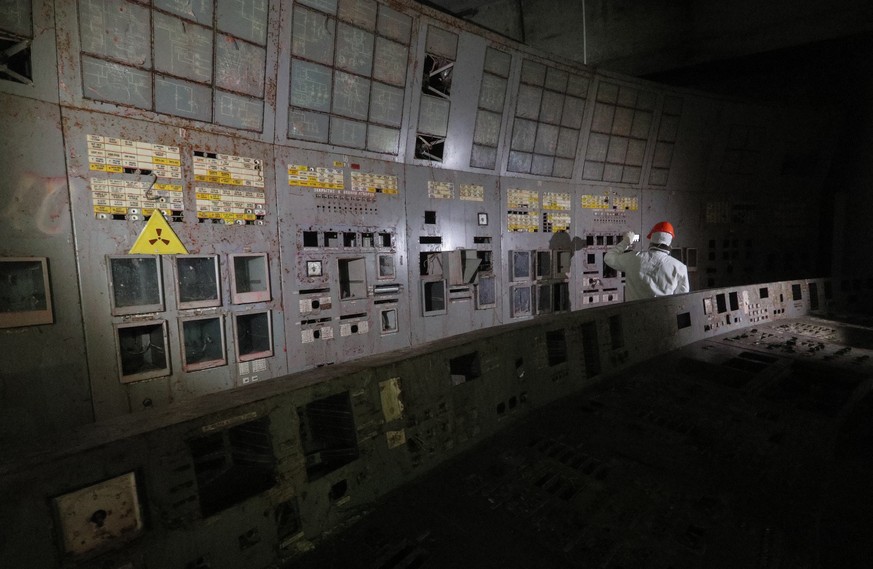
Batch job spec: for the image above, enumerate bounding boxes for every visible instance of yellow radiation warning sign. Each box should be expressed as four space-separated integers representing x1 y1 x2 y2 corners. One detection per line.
129 211 188 255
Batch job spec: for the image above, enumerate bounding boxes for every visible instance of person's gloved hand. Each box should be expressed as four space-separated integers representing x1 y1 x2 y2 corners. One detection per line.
622 231 639 246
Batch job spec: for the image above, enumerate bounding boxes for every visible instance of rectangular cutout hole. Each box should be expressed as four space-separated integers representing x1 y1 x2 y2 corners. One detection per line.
117 321 169 381
715 293 727 314
511 285 532 317
235 311 273 361
686 248 698 268
476 275 496 309
450 352 481 384
759 286 769 299
0 257 53 327
176 256 220 309
189 417 276 517
792 283 802 301
380 308 398 333
538 284 552 313
361 232 374 247
378 254 395 279
379 232 392 247
512 251 531 280
546 329 567 366
809 282 819 310
420 252 443 276
0 36 33 85
324 232 339 247
343 232 357 247
231 254 270 304
303 231 319 247
338 258 366 299
677 312 691 329
181 316 226 371
415 133 445 162
276 499 302 545
109 256 163 314
729 291 739 311
424 211 437 224
297 393 359 481
609 314 624 348
553 282 570 311
537 251 551 278
422 280 447 314
476 250 493 272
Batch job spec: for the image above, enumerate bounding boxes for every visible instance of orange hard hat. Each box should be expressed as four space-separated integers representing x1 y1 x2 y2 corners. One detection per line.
647 221 674 239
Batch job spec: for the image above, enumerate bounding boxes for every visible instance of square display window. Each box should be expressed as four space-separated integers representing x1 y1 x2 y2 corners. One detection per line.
338 257 367 299
181 316 227 371
380 307 398 334
0 257 53 328
476 275 496 309
234 311 273 361
116 320 170 382
378 254 395 279
510 285 532 317
230 254 270 304
108 256 163 315
537 284 552 313
536 251 551 278
511 250 531 281
176 255 220 309
422 280 447 316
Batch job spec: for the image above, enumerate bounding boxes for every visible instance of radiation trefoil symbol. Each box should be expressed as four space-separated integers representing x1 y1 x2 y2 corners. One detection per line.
129 211 188 255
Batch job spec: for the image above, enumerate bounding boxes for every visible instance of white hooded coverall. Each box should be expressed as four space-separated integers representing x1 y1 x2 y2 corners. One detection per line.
603 239 690 301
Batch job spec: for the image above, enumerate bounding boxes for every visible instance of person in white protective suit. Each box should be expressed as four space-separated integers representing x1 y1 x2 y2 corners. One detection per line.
603 221 690 301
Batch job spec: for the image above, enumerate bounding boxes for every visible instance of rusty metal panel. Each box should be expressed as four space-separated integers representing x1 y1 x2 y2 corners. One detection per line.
574 183 643 307
499 177 578 318
275 147 410 371
62 108 286 420
404 165 503 344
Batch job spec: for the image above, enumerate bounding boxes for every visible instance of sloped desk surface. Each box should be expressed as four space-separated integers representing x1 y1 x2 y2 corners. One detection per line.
292 315 873 569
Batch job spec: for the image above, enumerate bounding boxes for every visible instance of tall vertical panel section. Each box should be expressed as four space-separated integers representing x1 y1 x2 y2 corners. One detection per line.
405 167 502 344
277 149 410 370
0 95 92 439
501 179 579 319
63 110 286 419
